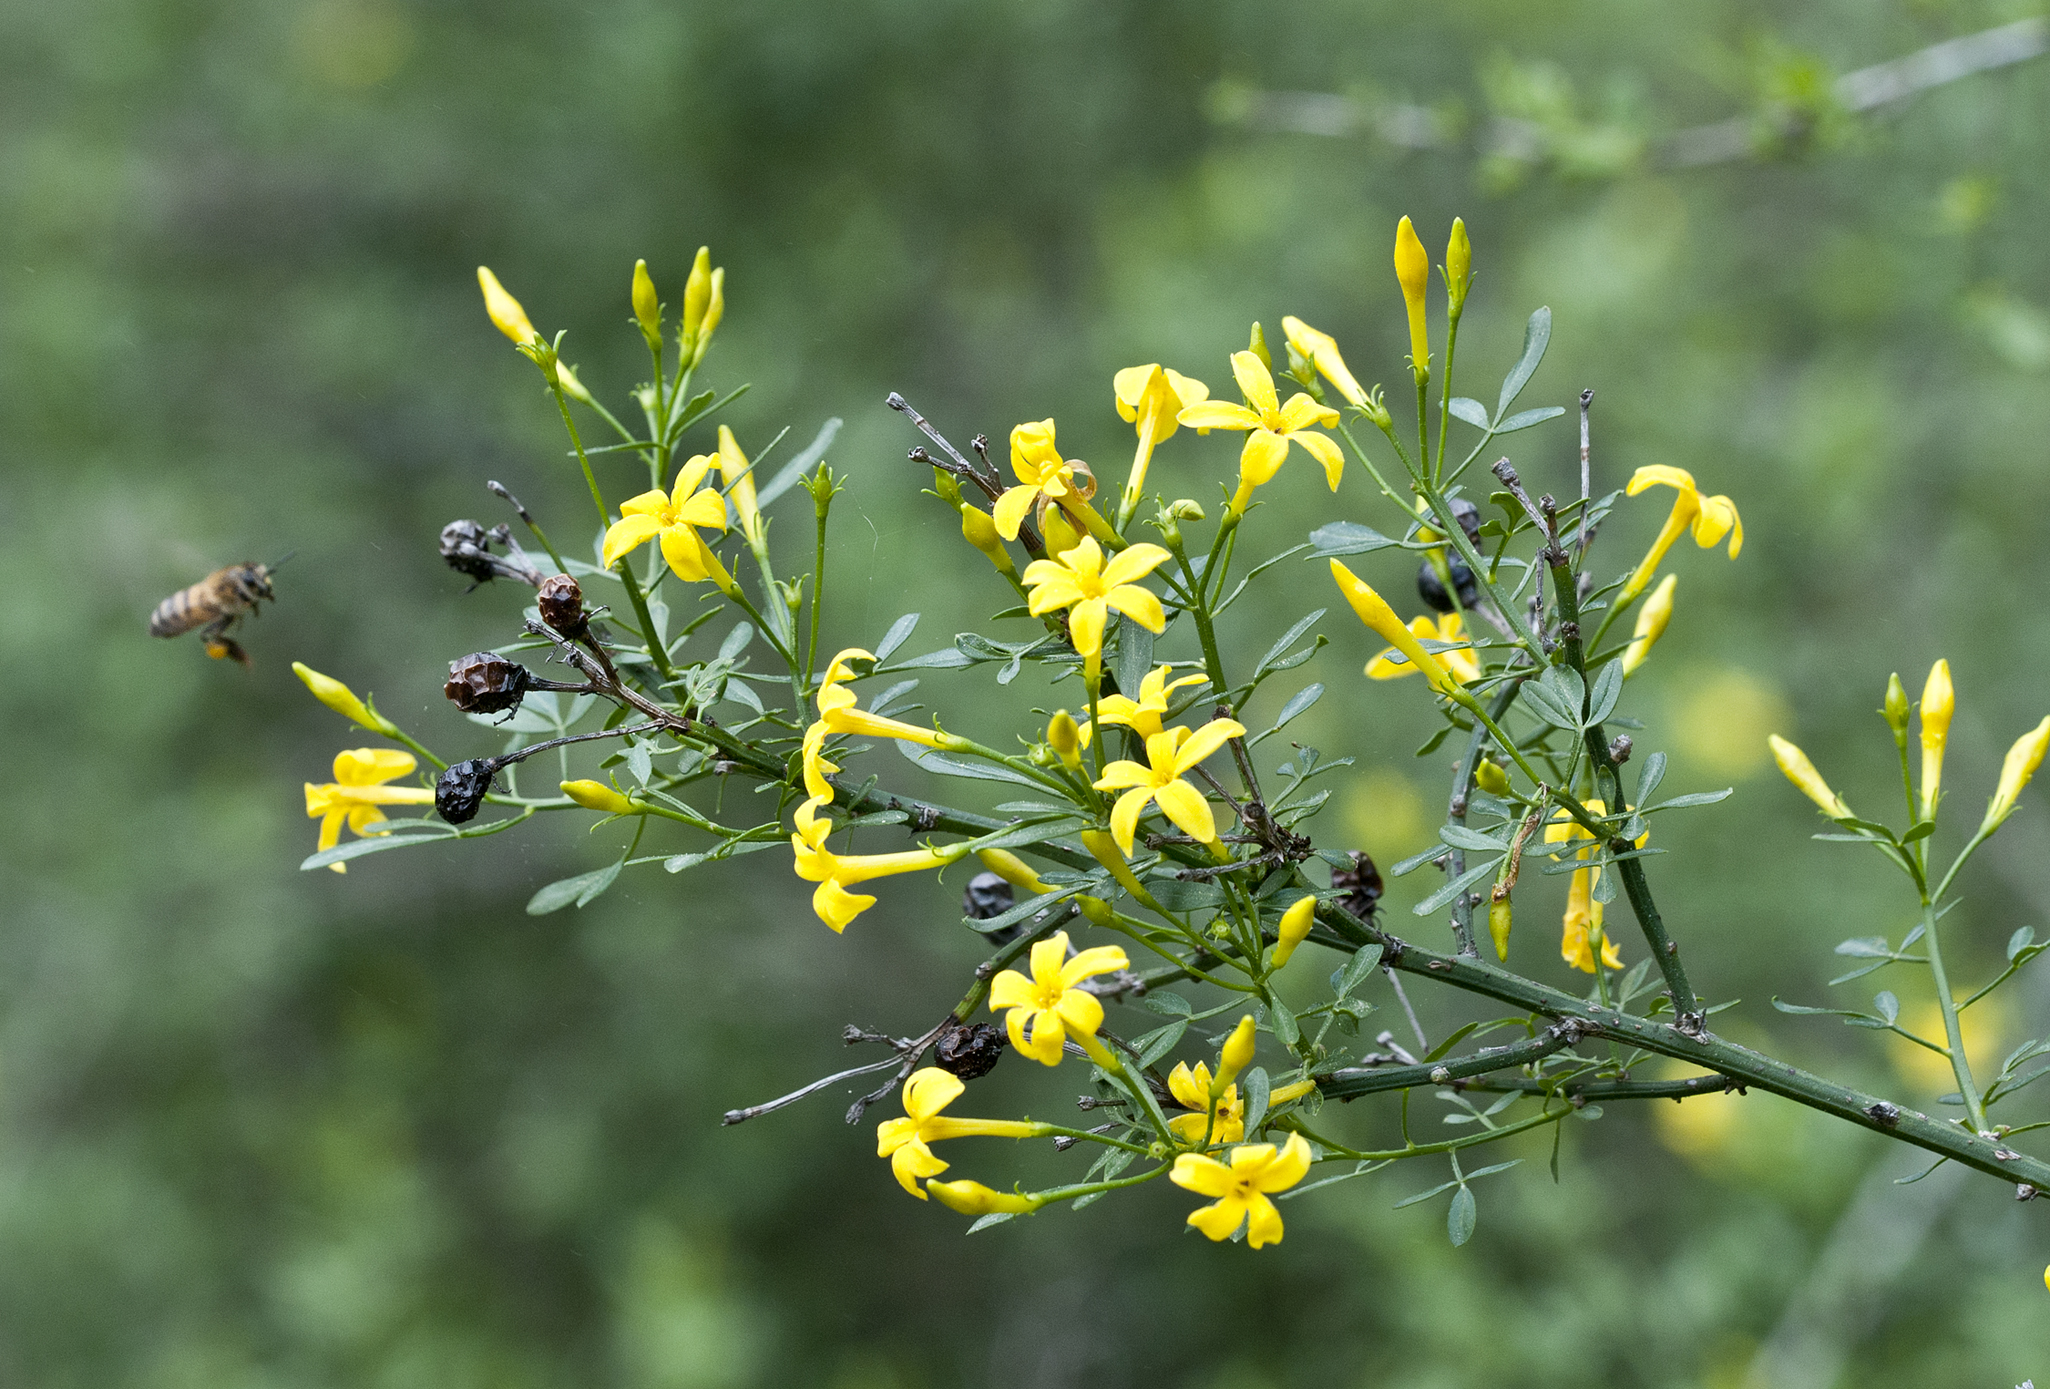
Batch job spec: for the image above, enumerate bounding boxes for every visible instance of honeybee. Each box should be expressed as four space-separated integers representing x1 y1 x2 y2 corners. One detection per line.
149 559 284 666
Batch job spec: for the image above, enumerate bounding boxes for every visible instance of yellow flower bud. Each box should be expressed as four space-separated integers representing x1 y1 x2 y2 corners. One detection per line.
1445 217 1473 314
1883 672 1910 740
476 266 539 345
1768 735 1852 820
975 847 1049 896
1041 504 1083 558
926 1179 1039 1216
552 359 594 405
561 780 638 816
1919 658 1953 821
1474 761 1511 796
960 505 1015 574
292 662 395 734
1167 498 1206 522
631 258 660 344
717 425 761 542
1046 710 1082 769
1247 321 1271 369
681 245 712 341
1621 573 1676 676
1489 891 1512 960
1216 1014 1258 1093
1271 894 1317 969
1330 560 1457 695
1394 216 1431 382
1985 716 2050 831
691 267 725 366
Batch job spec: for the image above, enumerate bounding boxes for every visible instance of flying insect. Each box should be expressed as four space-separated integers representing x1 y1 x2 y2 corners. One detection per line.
149 558 285 666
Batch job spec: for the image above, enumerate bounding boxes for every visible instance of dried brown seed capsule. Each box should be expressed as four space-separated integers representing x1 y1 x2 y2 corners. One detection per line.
440 519 506 583
537 573 588 638
934 1022 1007 1080
443 652 532 714
436 758 499 823
1331 850 1384 921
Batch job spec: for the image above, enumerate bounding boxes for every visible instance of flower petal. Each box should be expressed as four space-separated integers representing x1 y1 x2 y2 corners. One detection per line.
1101 542 1171 588
671 454 716 504
617 488 670 518
1186 1197 1248 1241
1275 393 1338 433
1169 1151 1235 1197
1028 932 1071 985
1288 429 1345 491
1109 786 1153 855
1176 400 1260 432
1625 465 1697 497
659 528 711 583
1054 987 1103 1038
1255 1132 1314 1191
602 513 664 567
334 747 417 784
993 485 1038 541
1236 430 1292 488
988 969 1034 1010
1019 1009 1066 1065
1243 1192 1285 1248
1173 718 1247 773
1230 350 1278 417
900 1066 965 1122
1092 758 1154 791
1061 944 1131 986
1151 778 1217 845
675 488 730 532
890 1137 948 1196
1068 598 1107 663
1106 585 1165 635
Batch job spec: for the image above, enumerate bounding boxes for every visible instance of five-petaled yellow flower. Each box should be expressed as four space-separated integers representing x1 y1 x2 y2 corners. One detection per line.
601 454 735 593
1021 537 1171 685
875 1067 1039 1198
1167 1060 1245 1144
1092 717 1246 855
1170 1132 1313 1248
790 794 966 932
1177 350 1343 515
988 930 1131 1065
303 748 436 874
1366 612 1481 685
1095 664 1208 741
1620 466 1741 601
994 419 1093 542
814 647 955 749
1113 364 1210 516
1546 802 1629 973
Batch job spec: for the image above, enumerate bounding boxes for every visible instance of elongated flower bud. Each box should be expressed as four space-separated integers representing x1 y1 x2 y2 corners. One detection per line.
1489 889 1512 960
631 258 661 345
1280 317 1367 408
561 780 638 815
717 425 761 542
1330 560 1456 694
1445 217 1473 315
681 246 712 342
1985 716 2050 831
1216 1014 1258 1095
477 266 538 344
1271 895 1317 969
1768 734 1852 820
1919 658 1953 821
1394 216 1431 382
691 267 725 366
1247 321 1271 369
926 1179 1039 1215
1883 672 1910 742
292 662 396 734
1621 573 1676 676
975 847 1049 896
1046 710 1082 768
961 504 1015 574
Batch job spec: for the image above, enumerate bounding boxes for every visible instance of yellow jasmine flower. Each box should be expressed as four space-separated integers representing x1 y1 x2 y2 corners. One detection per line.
1271 894 1317 968
303 748 435 874
1177 351 1343 515
875 1067 1039 1197
1620 466 1741 601
800 721 839 801
601 454 735 593
927 1179 1041 1215
1919 658 1953 821
1330 561 1459 695
815 647 956 748
1621 574 1677 677
1167 1061 1246 1144
561 779 640 816
1768 734 1853 820
975 847 1049 896
1984 716 2050 830
1546 802 1623 973
988 930 1131 1065
477 265 538 344
993 419 1092 542
1040 502 1086 558
790 794 968 933
1113 363 1209 515
1170 1132 1313 1248
715 425 764 547
1366 611 1480 685
1394 216 1431 380
1020 537 1171 685
1093 718 1246 855
1096 664 1209 741
292 662 397 735
1280 317 1368 408
1217 1013 1258 1087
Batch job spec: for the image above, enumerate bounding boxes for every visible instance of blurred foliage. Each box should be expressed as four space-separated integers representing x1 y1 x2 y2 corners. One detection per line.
3 0 2050 1385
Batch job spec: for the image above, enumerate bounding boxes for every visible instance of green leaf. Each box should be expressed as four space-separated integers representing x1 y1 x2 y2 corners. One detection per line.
1143 991 1193 1018
1146 879 1225 912
718 621 754 661
966 1213 1017 1233
1392 1177 1461 1209
1448 397 1491 430
298 824 452 870
896 742 1044 788
1272 683 1324 730
1306 522 1397 558
2009 925 2038 962
1647 789 1734 811
1257 609 1327 676
874 612 920 664
1519 678 1580 731
1494 405 1566 433
1390 844 1448 877
1241 1067 1271 1136
1424 1021 1481 1063
1332 944 1384 999
1114 616 1155 698
1540 665 1586 721
1873 990 1900 1026
1270 996 1299 1047
1414 724 1454 757
1586 659 1624 726
1496 306 1552 419
755 416 842 509
1134 1020 1187 1068
887 646 974 671
527 857 623 915
1635 751 1668 806
1447 1184 1477 1246
1413 858 1500 916
1901 819 1937 843
1439 825 1507 852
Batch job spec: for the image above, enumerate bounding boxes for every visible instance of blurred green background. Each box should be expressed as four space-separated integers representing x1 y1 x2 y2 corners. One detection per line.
5 0 2050 1384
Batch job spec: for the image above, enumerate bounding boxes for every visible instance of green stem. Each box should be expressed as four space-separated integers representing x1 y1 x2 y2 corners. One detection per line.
1919 896 1990 1132
549 383 611 530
